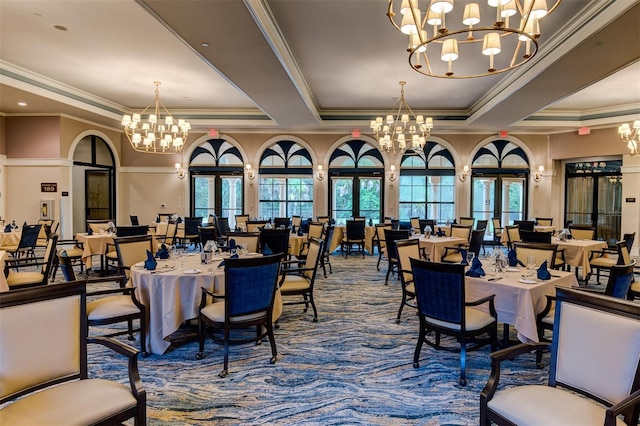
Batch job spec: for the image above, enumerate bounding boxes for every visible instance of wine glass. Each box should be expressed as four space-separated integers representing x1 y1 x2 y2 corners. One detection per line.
526 255 536 278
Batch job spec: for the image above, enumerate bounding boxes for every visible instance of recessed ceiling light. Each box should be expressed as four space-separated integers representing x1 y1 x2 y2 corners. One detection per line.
17 102 27 107
201 42 209 47
54 25 68 31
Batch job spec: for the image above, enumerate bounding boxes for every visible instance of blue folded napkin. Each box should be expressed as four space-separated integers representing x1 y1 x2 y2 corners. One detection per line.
87 227 94 235
460 248 468 265
291 225 296 234
144 250 157 270
297 227 304 237
3 225 11 233
227 239 236 252
155 244 169 259
218 253 239 268
508 249 524 267
262 244 273 256
436 228 445 237
537 260 551 280
465 257 485 277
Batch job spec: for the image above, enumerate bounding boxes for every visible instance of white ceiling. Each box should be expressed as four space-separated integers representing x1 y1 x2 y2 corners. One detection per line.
1 0 639 136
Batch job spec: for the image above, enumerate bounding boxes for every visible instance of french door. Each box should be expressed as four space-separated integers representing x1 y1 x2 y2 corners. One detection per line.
471 174 527 238
330 175 382 225
193 174 243 228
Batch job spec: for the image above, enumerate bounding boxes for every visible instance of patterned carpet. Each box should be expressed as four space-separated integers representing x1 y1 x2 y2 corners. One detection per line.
87 251 549 425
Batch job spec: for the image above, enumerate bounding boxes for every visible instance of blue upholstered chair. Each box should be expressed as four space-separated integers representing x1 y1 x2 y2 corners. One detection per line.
410 259 498 386
482 287 640 426
196 254 282 378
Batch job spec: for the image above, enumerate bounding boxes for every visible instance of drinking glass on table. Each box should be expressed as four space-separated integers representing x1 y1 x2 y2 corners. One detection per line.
526 255 536 277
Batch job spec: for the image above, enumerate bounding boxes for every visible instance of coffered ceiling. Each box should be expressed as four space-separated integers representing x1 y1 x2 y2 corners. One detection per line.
1 0 639 136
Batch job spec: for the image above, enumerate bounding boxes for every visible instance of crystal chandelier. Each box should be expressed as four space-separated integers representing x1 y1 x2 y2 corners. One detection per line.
121 81 191 154
370 81 433 155
619 121 640 156
387 0 561 78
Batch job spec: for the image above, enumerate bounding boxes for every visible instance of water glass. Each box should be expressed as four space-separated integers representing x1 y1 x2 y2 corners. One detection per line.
526 255 536 277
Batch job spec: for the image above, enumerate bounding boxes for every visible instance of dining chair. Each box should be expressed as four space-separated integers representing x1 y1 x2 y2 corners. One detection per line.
483 287 640 426
279 238 324 322
383 229 411 284
419 219 436 235
246 220 269 233
410 258 498 386
180 216 203 249
536 217 553 226
505 225 521 249
0 281 146 425
226 231 260 253
105 225 150 272
198 226 218 251
520 230 552 244
0 223 42 259
450 224 472 242
259 228 291 260
513 220 535 231
459 217 475 228
273 217 291 229
587 240 631 284
234 214 250 229
291 215 302 229
58 253 148 356
36 219 55 248
373 223 392 270
513 242 560 269
299 222 324 259
316 216 330 224
341 219 366 258
156 221 178 249
50 237 85 280
441 229 484 263
158 213 175 223
491 217 503 248
394 238 421 324
4 235 58 290
410 217 421 230
196 254 282 378
569 224 596 240
215 216 231 242
86 219 111 233
130 215 140 225
113 235 155 282
320 225 335 278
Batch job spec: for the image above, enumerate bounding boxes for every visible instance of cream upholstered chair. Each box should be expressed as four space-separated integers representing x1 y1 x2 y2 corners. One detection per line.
291 215 302 228
395 238 421 324
4 235 58 290
113 235 154 281
299 222 324 258
0 281 146 425
86 219 111 234
279 237 324 322
373 223 392 270
410 217 421 230
505 224 521 249
481 287 640 426
569 224 596 240
536 217 553 226
491 217 503 248
234 214 250 230
450 224 472 242
316 216 330 224
246 220 268 233
588 240 631 284
226 231 260 253
459 217 475 228
513 242 560 269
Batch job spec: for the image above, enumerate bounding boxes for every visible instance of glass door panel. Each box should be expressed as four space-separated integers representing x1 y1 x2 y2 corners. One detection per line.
597 176 621 245
359 177 381 224
221 176 243 228
331 177 353 225
471 177 496 239
194 176 216 219
565 176 594 226
502 178 526 225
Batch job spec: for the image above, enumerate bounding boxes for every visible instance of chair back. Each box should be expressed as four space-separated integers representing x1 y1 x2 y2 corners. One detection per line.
307 222 325 240
302 238 324 280
247 220 269 233
259 229 290 259
410 259 466 326
513 220 535 231
164 221 178 245
618 240 632 265
623 232 635 254
475 219 488 231
536 217 553 226
450 224 472 241
353 216 366 221
391 219 400 230
506 225 520 244
513 242 558 268
226 232 260 253
520 230 552 244
58 251 78 282
224 255 281 319
492 218 502 234
322 226 335 256
129 215 139 225
86 220 110 233
291 216 302 228
374 224 392 249
0 281 87 403
604 261 636 298
40 234 59 279
114 235 154 279
316 216 330 224
235 214 250 229
384 229 411 261
419 219 436 234
396 238 421 285
569 224 596 240
37 219 54 240
158 213 175 223
198 226 217 249
184 217 203 236
216 217 230 238
116 225 149 237
410 217 420 230
345 220 366 240
468 229 485 258
273 217 290 229
550 288 640 409
17 224 42 254
459 217 475 228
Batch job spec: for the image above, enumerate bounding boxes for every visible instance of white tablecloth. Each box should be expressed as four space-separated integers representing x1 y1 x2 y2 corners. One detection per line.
131 254 282 355
466 260 578 343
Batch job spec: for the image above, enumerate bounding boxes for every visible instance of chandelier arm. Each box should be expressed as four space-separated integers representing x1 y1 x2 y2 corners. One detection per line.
510 40 522 68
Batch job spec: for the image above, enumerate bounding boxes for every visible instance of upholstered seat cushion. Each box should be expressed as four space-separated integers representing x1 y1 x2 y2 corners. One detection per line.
280 274 310 292
0 378 137 426
541 308 555 325
405 282 415 295
105 250 118 260
58 248 83 258
589 257 618 268
7 272 44 288
0 244 18 252
426 307 494 331
87 295 140 320
201 300 267 322
442 252 463 263
487 385 625 426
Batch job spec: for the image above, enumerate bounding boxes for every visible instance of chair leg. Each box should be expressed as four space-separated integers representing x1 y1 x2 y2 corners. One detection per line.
195 317 206 360
266 322 277 364
220 329 230 378
459 335 467 386
396 298 405 324
308 292 318 322
413 321 426 368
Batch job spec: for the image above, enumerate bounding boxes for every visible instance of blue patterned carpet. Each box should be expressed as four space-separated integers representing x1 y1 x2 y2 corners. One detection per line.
88 252 548 425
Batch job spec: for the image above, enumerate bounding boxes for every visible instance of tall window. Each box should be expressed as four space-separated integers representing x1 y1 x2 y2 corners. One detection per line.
258 140 313 219
329 140 384 224
398 142 455 223
189 138 244 227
